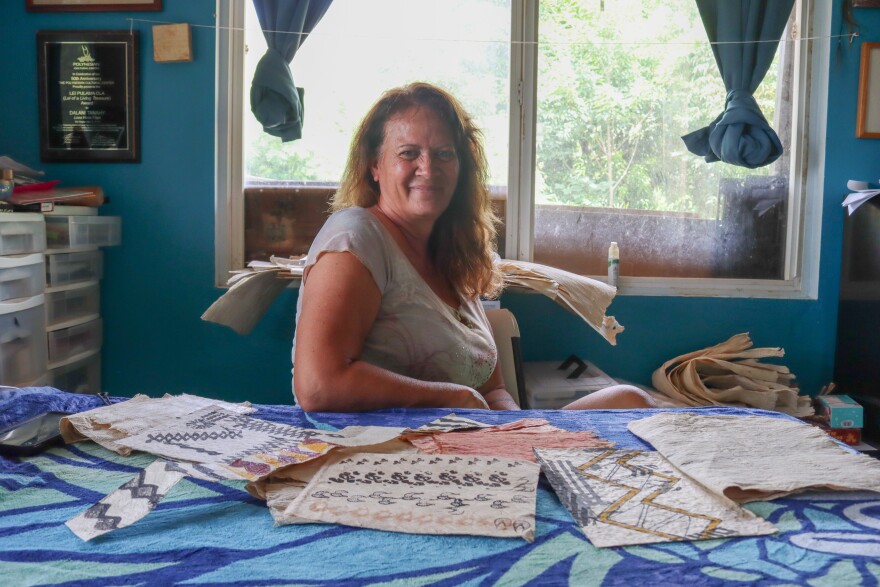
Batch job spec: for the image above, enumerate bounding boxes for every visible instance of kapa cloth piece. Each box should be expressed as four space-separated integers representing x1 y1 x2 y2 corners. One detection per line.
406 418 613 462
254 414 490 525
66 459 188 542
628 412 880 502
115 406 347 480
283 453 540 541
65 408 486 541
60 393 257 454
534 448 777 548
66 406 344 540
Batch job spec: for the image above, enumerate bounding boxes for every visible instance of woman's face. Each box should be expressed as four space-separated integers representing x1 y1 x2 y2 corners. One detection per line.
371 106 460 228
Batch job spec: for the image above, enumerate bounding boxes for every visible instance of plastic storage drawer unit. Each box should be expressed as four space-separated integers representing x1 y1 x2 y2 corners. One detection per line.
47 317 102 365
523 358 618 409
45 281 100 328
0 253 44 303
45 216 121 249
45 250 103 287
0 295 48 387
48 349 101 394
0 213 46 255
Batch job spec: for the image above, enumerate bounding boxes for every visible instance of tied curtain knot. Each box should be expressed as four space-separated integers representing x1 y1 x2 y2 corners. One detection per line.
682 88 782 169
251 48 302 142
249 0 333 143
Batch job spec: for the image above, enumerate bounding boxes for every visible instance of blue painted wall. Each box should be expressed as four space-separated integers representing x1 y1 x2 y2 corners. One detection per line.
1 1 877 404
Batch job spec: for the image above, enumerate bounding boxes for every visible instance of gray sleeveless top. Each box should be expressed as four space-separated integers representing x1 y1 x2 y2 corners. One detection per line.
291 207 496 400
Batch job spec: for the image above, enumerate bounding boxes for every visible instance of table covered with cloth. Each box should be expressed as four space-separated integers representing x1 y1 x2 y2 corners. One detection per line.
2 387 880 586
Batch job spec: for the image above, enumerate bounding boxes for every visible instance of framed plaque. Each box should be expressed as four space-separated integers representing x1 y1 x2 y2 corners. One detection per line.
27 1 162 12
37 30 140 162
857 42 880 139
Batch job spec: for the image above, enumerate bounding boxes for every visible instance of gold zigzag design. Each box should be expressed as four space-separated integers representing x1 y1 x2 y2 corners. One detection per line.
576 450 722 540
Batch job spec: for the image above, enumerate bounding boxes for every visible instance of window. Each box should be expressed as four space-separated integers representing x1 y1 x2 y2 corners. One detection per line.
216 0 829 298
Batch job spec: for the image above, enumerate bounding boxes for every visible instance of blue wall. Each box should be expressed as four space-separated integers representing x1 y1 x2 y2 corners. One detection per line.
1 1 877 404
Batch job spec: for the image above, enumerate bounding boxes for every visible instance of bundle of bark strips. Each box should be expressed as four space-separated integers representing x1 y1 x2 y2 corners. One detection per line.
496 259 623 345
651 333 814 417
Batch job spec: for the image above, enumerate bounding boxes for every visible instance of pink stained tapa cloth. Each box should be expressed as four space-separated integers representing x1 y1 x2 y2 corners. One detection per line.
406 418 613 461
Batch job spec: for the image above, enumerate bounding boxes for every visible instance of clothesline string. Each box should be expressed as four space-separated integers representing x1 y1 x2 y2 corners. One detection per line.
127 17 856 46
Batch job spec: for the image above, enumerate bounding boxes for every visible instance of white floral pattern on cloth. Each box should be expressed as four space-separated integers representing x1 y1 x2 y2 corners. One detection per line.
292 207 497 396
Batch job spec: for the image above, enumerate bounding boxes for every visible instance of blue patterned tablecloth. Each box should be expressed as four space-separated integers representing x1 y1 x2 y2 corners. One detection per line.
2 387 879 586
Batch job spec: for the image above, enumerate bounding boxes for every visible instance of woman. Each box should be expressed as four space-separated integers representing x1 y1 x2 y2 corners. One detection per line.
292 82 653 412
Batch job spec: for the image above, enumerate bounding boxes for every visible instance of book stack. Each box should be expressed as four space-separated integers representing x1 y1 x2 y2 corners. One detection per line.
0 155 106 213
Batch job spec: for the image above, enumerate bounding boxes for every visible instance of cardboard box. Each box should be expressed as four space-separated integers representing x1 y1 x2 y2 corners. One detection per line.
816 395 864 429
819 424 862 447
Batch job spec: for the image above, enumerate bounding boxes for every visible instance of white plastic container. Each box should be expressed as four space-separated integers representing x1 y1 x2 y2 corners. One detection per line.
0 253 44 303
523 359 617 409
0 295 48 387
45 216 121 249
0 213 46 255
47 317 102 365
45 281 100 328
45 249 103 287
48 348 101 394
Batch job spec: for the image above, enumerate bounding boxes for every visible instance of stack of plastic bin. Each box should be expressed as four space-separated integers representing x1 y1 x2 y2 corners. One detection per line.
43 208 120 394
0 213 48 387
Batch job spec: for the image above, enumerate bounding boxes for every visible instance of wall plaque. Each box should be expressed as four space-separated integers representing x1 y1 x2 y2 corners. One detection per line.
27 1 162 11
38 30 140 162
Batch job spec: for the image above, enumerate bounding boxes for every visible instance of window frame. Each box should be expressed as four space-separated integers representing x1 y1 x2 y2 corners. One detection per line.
215 0 830 299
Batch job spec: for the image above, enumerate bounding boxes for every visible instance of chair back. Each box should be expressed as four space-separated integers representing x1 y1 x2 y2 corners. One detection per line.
485 308 525 407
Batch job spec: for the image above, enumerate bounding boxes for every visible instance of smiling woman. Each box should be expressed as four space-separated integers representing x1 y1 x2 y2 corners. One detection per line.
291 82 509 413
290 82 655 414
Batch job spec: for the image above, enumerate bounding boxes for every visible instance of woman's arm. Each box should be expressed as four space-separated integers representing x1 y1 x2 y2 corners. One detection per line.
293 251 490 412
477 365 521 411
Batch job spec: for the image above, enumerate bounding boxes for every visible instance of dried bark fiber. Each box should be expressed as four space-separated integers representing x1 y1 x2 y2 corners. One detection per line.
651 333 813 417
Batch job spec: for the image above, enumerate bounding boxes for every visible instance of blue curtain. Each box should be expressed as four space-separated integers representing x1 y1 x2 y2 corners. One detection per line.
250 0 333 142
681 0 795 169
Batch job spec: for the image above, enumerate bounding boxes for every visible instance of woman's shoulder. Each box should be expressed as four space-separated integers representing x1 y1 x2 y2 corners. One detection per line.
309 206 392 291
330 205 375 221
323 206 383 235
311 206 390 260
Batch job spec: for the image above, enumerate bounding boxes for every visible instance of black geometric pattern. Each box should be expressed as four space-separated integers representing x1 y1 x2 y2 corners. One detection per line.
83 503 121 531
121 470 163 507
143 428 242 456
225 414 315 439
412 414 491 433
